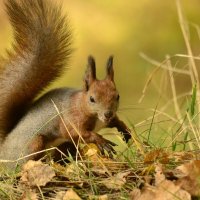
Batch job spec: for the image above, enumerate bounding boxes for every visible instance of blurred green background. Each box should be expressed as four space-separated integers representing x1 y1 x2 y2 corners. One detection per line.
0 0 200 131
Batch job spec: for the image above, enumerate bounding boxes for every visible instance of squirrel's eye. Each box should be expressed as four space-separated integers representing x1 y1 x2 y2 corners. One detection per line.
90 96 95 103
117 94 120 101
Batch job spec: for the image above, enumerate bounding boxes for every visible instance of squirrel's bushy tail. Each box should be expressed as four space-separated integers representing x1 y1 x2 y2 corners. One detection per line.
0 0 72 139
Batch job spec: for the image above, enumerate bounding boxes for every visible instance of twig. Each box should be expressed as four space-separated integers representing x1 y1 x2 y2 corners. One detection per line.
140 53 190 75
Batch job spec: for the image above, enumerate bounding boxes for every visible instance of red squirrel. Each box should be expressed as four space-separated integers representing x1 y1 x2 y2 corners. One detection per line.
0 0 131 169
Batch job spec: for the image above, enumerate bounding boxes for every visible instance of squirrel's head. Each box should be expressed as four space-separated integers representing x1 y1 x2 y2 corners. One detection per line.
83 56 120 123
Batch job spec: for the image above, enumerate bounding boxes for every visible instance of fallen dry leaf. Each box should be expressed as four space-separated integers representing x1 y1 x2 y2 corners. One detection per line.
175 160 200 196
154 164 165 186
176 160 200 177
21 189 38 200
131 186 157 200
144 149 169 164
55 189 82 200
130 188 141 199
20 160 55 187
157 180 191 200
102 171 130 190
82 143 100 157
54 191 66 200
130 180 191 200
82 143 125 175
171 152 194 162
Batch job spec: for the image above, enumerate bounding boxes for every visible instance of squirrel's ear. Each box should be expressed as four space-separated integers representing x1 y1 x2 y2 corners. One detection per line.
106 55 114 81
84 56 96 91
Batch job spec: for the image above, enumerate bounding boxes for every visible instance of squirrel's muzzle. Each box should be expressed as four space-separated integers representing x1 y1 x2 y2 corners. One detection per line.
104 111 113 120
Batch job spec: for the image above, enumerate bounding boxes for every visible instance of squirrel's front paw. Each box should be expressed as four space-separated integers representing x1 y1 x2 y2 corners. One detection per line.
123 130 132 143
84 132 117 158
96 137 116 158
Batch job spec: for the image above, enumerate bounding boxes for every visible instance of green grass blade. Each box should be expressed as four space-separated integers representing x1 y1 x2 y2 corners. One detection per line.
190 84 197 117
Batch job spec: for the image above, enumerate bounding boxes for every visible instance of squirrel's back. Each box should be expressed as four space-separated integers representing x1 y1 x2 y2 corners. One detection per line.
0 0 72 140
0 88 77 166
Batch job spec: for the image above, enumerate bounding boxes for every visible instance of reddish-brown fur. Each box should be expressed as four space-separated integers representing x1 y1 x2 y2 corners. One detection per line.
51 56 131 156
28 135 45 160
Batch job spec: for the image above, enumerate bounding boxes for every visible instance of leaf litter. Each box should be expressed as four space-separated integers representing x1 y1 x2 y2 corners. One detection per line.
1 146 200 199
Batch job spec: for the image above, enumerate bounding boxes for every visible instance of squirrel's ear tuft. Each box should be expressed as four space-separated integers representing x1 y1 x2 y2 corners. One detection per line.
84 55 96 91
106 55 114 81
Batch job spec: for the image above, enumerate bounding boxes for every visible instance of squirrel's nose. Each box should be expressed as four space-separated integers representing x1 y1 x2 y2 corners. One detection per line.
104 111 113 119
